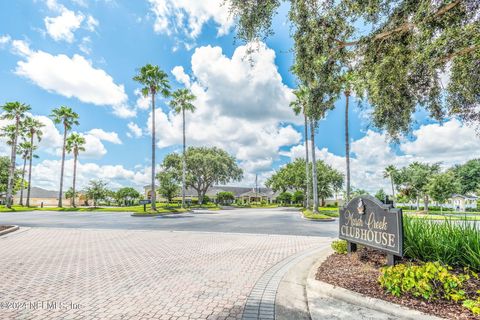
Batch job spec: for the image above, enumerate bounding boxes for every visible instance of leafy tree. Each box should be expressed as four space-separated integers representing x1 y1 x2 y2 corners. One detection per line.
229 0 480 138
427 172 459 213
383 165 398 205
292 190 304 204
277 192 292 205
115 187 140 206
162 147 243 204
316 160 343 207
84 179 108 207
350 188 370 199
64 187 75 204
290 86 310 208
0 156 21 201
266 158 306 194
396 162 440 210
50 106 79 207
452 159 480 194
169 88 196 208
133 64 171 210
1 102 31 207
157 170 180 203
65 133 86 207
375 189 387 202
216 191 235 205
23 117 44 207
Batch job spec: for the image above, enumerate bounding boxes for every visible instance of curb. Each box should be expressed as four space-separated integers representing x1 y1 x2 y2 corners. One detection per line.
0 225 19 237
130 211 191 217
306 253 443 320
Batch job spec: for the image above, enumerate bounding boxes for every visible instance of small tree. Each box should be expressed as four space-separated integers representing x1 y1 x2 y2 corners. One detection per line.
216 191 235 205
157 171 180 203
277 192 292 205
115 187 140 206
64 187 75 204
292 190 304 204
375 189 387 202
84 180 108 207
427 172 459 213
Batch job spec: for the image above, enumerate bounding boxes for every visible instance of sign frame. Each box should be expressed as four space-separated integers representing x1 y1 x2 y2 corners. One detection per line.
339 195 404 265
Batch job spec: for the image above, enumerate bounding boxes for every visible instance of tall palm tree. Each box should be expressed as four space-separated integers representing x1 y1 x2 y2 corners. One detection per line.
133 64 171 211
17 141 35 206
290 86 310 209
50 106 79 207
66 133 86 208
1 102 31 208
310 119 319 212
383 165 398 205
169 88 196 208
24 117 44 207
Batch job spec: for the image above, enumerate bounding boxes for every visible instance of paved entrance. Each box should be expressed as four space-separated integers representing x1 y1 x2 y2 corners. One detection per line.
0 227 331 319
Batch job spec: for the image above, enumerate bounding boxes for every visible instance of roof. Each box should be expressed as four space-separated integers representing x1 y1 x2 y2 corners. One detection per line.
451 194 478 200
15 187 60 199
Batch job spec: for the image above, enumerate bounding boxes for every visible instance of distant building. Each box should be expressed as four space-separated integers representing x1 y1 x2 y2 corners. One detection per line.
446 194 478 212
11 187 86 207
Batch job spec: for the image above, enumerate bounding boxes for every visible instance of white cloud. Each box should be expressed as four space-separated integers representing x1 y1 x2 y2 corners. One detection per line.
143 43 301 186
171 66 191 87
134 89 150 110
0 34 11 47
87 128 122 144
79 36 91 55
127 122 142 138
148 0 233 39
85 15 99 32
44 9 85 43
12 41 135 118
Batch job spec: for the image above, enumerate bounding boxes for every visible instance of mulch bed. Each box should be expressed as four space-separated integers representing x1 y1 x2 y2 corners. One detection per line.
0 225 13 232
316 248 480 320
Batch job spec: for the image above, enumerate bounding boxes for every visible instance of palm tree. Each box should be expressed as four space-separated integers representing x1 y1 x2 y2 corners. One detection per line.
383 165 397 205
66 133 86 208
169 88 196 208
23 117 44 207
50 106 79 207
133 64 171 211
290 86 310 209
17 141 35 206
310 119 319 212
1 102 31 208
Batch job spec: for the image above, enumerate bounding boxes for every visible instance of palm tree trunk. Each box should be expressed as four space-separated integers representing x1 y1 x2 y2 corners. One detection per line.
182 107 186 208
310 120 319 213
6 118 20 208
345 91 351 203
19 156 27 206
151 92 157 210
26 134 34 207
72 152 77 208
390 177 395 206
58 125 67 207
304 112 310 209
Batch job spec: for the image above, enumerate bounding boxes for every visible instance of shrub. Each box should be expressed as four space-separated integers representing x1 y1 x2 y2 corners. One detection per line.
331 240 348 254
463 295 480 315
403 216 480 270
379 262 468 302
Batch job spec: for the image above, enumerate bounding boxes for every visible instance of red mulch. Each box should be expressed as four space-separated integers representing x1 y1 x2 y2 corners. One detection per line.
316 248 480 320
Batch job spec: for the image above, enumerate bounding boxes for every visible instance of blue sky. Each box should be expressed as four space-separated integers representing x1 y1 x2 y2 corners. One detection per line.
1 0 479 193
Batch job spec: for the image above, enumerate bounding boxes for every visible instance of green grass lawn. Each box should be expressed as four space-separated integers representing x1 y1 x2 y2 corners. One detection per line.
302 209 335 220
0 204 189 214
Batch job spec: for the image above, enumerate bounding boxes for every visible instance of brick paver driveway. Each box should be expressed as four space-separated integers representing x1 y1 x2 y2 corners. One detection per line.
0 227 330 319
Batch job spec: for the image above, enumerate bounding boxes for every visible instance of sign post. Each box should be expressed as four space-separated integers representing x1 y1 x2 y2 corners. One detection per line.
139 199 151 212
339 195 403 265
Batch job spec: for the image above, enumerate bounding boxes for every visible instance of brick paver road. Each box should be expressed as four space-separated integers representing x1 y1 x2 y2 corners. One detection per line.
0 228 329 320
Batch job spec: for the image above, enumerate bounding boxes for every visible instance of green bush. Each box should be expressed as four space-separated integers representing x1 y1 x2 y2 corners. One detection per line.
403 216 480 270
331 240 348 254
379 262 468 302
463 295 480 315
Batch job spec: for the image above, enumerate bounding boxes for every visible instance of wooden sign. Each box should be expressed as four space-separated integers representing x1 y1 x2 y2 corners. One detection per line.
339 195 403 265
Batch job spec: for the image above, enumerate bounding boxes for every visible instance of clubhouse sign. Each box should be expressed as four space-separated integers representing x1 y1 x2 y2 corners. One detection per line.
339 195 403 259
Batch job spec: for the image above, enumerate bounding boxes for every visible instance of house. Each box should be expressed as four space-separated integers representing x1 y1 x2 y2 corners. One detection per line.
446 194 478 212
13 187 63 207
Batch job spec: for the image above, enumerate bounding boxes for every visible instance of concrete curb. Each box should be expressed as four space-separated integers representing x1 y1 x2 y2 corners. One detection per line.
0 225 19 236
306 253 444 320
298 211 336 222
